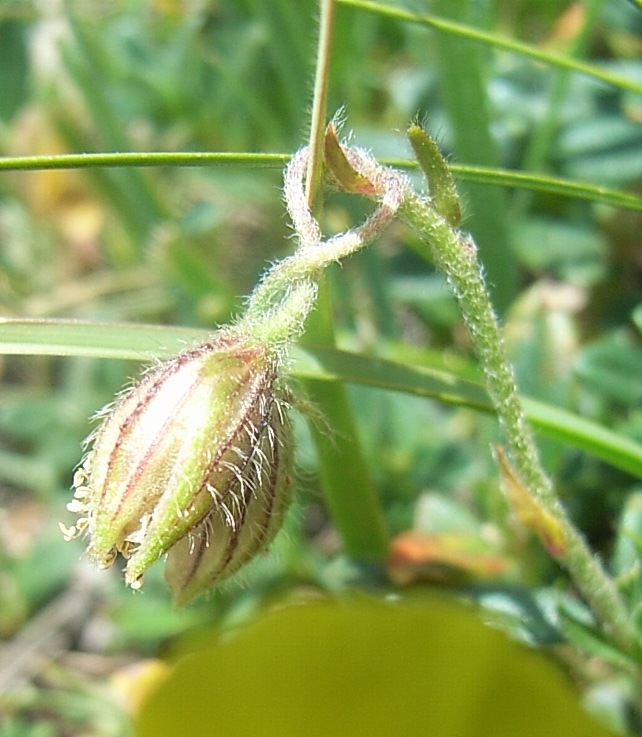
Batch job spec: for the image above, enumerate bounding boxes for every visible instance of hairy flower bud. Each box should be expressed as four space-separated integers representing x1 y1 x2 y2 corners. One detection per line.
61 330 293 601
165 400 292 606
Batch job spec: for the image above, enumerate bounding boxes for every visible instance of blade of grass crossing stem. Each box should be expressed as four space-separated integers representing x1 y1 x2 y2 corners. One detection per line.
55 119 155 253
431 0 517 313
63 14 167 246
1 153 640 216
2 319 642 482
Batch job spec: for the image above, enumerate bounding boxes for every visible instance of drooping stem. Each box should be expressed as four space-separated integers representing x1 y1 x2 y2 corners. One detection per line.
321 132 639 657
253 125 637 654
399 191 638 659
241 142 400 561
243 146 402 345
403 196 551 499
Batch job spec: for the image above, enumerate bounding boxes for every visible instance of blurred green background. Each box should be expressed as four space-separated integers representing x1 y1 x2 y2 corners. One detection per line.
0 0 641 734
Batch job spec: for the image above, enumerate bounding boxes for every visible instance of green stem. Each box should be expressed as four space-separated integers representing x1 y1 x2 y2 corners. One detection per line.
306 0 336 207
278 123 636 652
295 0 389 562
301 366 390 561
243 141 402 350
400 191 638 656
432 0 516 313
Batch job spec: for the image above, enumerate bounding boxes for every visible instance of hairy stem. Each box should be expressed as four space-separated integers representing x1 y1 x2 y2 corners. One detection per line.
321 133 638 656
399 190 638 657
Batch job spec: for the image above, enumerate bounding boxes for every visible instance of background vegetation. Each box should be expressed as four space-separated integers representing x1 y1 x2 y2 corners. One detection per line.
0 0 641 734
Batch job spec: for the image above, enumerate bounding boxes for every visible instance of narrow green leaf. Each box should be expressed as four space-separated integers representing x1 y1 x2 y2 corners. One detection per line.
2 318 642 481
0 318 210 361
0 151 289 173
336 0 642 97
291 342 490 411
1 152 640 214
137 600 613 737
444 165 642 214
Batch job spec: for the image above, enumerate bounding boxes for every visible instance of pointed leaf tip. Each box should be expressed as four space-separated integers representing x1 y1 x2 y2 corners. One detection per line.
495 446 566 557
407 122 462 227
324 121 377 196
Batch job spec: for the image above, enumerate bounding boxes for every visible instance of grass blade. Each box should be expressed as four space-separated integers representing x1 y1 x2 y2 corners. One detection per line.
336 0 642 96
2 318 642 481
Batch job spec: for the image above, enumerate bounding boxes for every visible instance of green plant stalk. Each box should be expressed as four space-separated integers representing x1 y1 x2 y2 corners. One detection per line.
300 311 389 560
400 190 638 656
297 0 389 561
1 152 641 214
431 0 516 313
272 129 637 649
301 362 391 561
306 0 336 206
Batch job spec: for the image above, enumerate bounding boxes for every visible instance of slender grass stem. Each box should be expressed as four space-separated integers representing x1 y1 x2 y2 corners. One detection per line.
1 153 640 214
296 0 390 562
306 0 336 207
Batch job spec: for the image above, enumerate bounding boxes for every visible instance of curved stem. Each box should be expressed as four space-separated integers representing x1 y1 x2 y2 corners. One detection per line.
243 147 402 345
399 189 638 657
321 132 639 657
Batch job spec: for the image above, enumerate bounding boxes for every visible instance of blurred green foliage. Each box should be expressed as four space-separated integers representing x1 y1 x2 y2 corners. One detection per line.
138 599 614 737
0 0 641 735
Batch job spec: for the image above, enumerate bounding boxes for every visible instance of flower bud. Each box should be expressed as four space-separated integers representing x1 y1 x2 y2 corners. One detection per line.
61 330 293 600
165 399 292 606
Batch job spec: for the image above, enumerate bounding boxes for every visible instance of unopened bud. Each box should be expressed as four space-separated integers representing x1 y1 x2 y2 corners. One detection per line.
62 330 293 602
